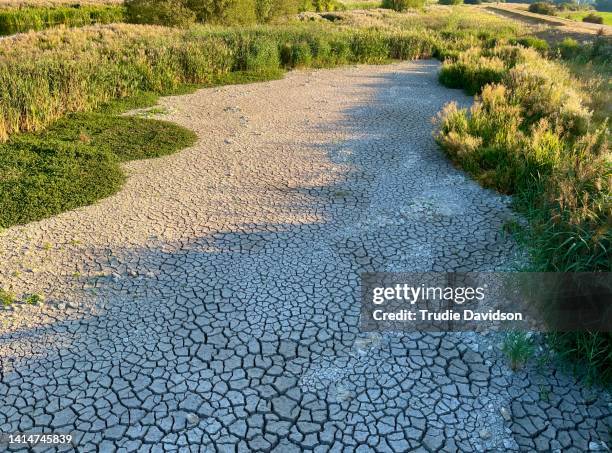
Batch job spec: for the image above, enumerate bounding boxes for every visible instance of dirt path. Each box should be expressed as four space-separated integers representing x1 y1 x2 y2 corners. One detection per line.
482 4 611 41
0 61 609 452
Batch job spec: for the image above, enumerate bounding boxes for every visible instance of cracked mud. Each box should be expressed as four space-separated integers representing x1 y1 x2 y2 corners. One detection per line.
0 61 610 452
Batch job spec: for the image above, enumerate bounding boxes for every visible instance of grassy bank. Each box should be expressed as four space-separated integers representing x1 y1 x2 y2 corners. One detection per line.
0 5 125 35
561 11 612 26
0 9 521 228
0 8 518 226
436 40 611 383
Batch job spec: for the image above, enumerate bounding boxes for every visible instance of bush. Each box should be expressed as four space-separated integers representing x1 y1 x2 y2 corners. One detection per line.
439 0 463 4
126 0 296 25
245 37 280 71
381 0 425 11
515 36 549 53
463 0 481 3
439 48 507 95
557 37 580 59
582 12 604 23
528 2 556 15
281 41 313 67
125 0 196 27
436 44 611 383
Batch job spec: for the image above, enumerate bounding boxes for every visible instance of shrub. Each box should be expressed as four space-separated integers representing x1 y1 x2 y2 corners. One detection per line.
582 12 604 24
528 2 556 15
125 0 196 27
284 41 313 67
557 37 580 59
439 0 463 4
463 0 481 3
245 37 280 71
381 0 425 11
515 36 549 53
436 43 610 383
557 1 580 10
438 48 507 95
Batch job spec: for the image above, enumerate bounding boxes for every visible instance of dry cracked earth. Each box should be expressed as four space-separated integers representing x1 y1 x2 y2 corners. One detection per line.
0 61 610 452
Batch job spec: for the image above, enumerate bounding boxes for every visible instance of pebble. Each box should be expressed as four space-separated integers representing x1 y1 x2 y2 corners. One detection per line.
479 428 491 439
499 406 511 421
589 441 609 451
186 413 199 425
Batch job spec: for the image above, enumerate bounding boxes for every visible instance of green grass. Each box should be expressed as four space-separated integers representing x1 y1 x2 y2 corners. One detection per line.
340 0 383 9
0 5 125 35
561 11 612 25
502 331 535 371
0 107 197 228
0 288 16 306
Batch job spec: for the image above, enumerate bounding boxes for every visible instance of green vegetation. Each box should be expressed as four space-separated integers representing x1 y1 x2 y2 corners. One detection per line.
0 8 522 227
582 12 605 24
512 36 549 53
438 0 463 4
339 0 382 10
437 36 611 384
502 332 535 370
381 0 425 12
0 23 452 142
0 108 196 227
528 2 556 15
24 293 45 305
525 0 612 25
0 5 125 35
0 288 16 306
124 0 347 27
549 331 612 384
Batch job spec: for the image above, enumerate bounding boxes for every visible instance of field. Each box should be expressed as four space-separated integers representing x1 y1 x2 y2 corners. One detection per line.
561 10 612 26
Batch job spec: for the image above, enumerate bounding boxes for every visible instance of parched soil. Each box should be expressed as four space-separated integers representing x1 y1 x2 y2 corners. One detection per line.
0 61 609 451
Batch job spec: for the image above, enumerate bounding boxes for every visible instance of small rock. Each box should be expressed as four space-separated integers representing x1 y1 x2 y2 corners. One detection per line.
479 428 491 440
67 302 78 309
589 441 609 451
503 438 519 450
186 413 199 425
499 406 511 421
224 138 233 144
57 303 66 310
127 270 137 277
